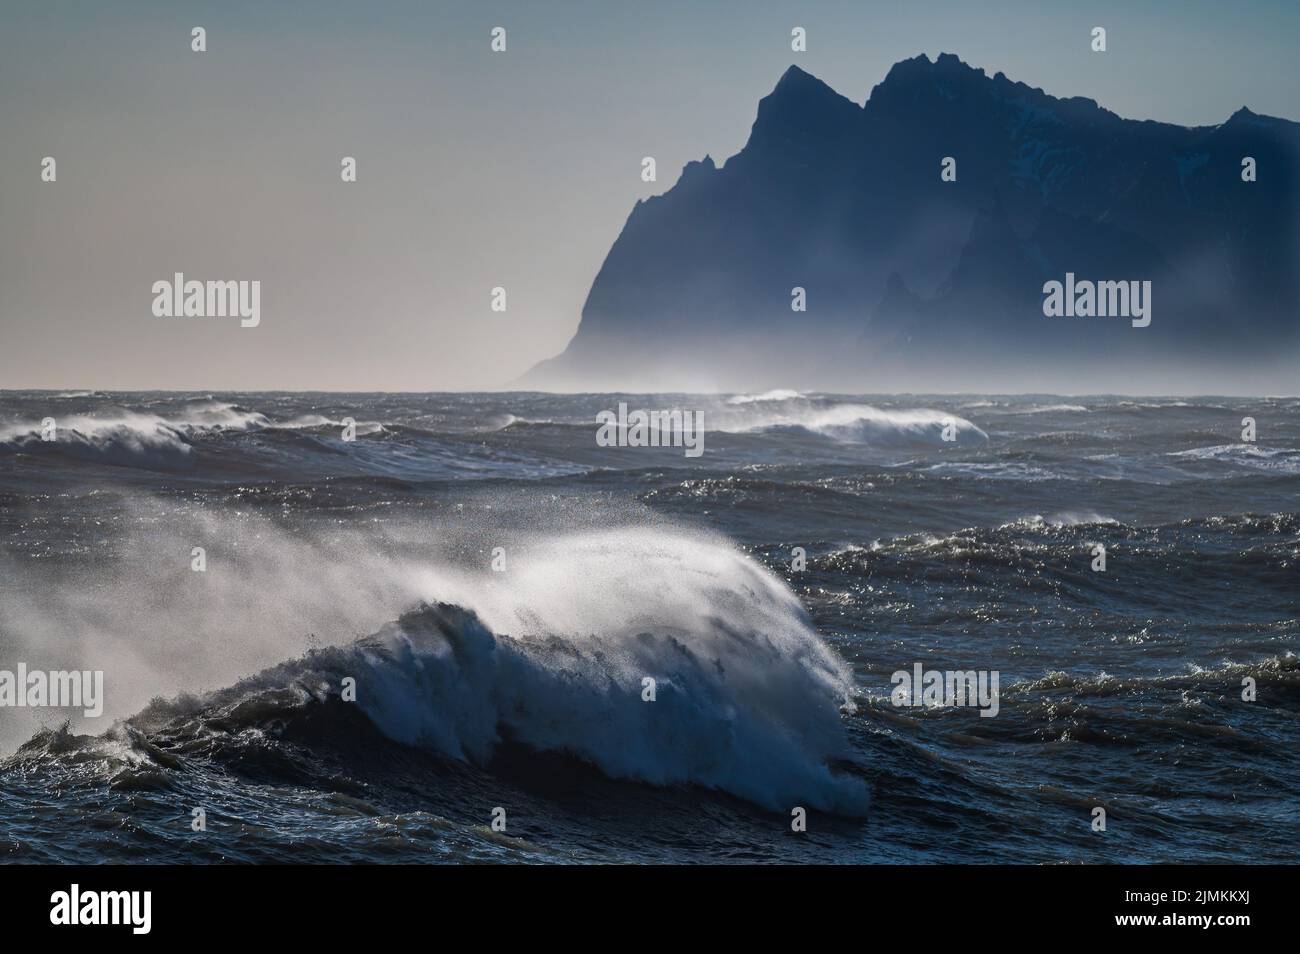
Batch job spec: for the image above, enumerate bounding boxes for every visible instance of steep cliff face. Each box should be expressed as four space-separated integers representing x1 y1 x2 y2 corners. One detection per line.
523 54 1300 392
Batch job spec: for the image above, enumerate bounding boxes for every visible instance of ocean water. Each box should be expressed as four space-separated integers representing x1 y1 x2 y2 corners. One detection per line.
0 390 1296 863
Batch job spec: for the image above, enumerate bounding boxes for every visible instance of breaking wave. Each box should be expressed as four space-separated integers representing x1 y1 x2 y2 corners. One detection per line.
716 397 988 446
0 413 198 468
17 526 870 814
0 401 399 469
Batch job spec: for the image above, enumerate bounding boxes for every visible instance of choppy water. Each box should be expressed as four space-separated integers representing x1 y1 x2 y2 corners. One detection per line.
0 390 1296 863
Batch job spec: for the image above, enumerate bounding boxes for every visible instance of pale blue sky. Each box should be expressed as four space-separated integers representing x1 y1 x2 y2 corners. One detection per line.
2 0 1296 389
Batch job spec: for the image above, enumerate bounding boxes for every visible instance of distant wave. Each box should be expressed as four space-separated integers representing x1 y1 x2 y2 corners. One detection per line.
0 401 402 469
826 509 1292 563
0 401 269 469
490 414 564 431
831 518 1112 563
1013 404 1089 414
718 398 988 446
1170 444 1300 473
491 395 989 447
922 460 1058 481
275 414 385 436
726 389 806 405
0 413 197 468
1116 400 1226 411
1011 654 1298 698
999 511 1119 529
170 400 271 431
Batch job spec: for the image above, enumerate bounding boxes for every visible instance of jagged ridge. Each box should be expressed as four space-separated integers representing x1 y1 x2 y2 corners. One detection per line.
523 54 1300 392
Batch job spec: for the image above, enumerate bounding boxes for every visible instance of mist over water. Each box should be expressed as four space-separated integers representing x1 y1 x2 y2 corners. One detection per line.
1 390 1297 862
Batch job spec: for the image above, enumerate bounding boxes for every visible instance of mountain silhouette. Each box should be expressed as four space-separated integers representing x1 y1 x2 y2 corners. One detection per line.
523 54 1300 392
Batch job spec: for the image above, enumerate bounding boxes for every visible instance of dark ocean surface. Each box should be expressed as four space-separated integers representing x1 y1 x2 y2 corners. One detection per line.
0 390 1296 863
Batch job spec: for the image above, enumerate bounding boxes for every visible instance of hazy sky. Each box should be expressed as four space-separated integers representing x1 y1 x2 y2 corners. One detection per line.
2 0 1297 390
